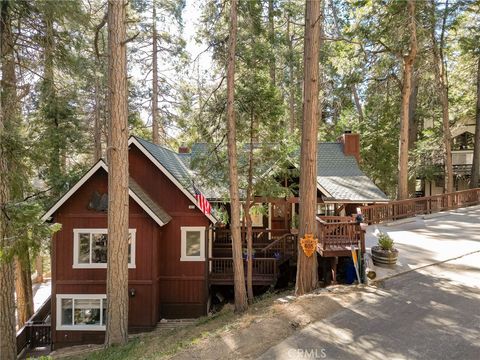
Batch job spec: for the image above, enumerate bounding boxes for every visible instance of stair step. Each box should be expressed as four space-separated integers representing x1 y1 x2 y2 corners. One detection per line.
155 318 196 331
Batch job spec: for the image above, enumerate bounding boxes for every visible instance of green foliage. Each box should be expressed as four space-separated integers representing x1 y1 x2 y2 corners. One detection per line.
377 232 395 251
1 201 61 262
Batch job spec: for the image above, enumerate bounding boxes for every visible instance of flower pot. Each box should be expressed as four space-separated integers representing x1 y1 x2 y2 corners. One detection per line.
360 223 368 231
371 246 398 266
290 228 299 235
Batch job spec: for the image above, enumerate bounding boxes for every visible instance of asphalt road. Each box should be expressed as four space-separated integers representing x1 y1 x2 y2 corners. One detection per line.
258 252 480 360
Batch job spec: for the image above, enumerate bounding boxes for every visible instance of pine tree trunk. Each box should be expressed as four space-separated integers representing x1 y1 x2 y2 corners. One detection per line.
295 0 322 296
0 1 18 358
152 2 160 145
268 0 275 86
35 255 44 283
15 255 34 327
287 15 296 132
471 57 480 188
397 0 417 200
431 0 453 194
94 72 103 161
244 205 254 305
226 0 248 313
105 0 129 346
245 111 255 305
351 84 364 123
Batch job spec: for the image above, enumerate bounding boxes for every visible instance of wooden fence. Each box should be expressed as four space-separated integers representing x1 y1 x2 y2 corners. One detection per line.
360 188 480 224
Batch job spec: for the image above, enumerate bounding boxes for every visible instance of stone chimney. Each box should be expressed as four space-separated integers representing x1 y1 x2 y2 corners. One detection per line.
339 131 360 162
178 146 190 154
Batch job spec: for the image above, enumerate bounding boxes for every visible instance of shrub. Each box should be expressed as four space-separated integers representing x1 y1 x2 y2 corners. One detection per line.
377 232 394 251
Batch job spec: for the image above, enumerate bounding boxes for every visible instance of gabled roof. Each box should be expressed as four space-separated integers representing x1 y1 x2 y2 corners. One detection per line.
182 142 388 203
41 160 171 226
316 143 388 202
129 178 172 224
129 136 217 223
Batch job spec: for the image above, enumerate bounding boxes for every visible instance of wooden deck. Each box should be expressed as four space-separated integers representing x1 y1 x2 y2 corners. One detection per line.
208 229 296 286
360 188 480 224
208 188 480 287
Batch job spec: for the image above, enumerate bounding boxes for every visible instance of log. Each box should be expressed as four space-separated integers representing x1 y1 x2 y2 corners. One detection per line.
364 252 376 280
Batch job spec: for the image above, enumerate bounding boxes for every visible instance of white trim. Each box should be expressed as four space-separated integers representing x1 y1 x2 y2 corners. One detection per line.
41 159 167 227
56 294 106 331
316 181 333 198
72 229 136 269
129 137 217 224
41 161 108 222
128 190 166 226
180 226 206 261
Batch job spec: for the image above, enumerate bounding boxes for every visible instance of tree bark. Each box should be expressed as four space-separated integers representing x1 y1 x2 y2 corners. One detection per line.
295 0 322 296
244 110 255 305
105 0 129 346
351 84 364 123
94 72 103 161
431 0 453 194
287 14 296 132
268 0 275 86
226 0 248 313
152 2 160 144
15 255 34 327
471 57 480 188
397 0 417 200
0 1 18 358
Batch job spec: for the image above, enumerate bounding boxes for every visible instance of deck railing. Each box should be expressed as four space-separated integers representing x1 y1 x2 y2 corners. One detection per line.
360 188 480 224
208 257 277 283
17 296 51 356
212 228 291 247
259 233 297 258
317 220 365 253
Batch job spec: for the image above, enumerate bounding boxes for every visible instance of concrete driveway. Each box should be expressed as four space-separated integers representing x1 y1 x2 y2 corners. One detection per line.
259 206 480 360
259 253 480 360
365 205 480 281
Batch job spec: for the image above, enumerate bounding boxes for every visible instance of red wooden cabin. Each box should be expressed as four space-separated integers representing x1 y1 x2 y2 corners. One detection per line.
42 137 216 349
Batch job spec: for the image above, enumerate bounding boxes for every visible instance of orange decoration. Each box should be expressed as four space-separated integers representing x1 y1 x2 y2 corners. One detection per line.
300 233 318 257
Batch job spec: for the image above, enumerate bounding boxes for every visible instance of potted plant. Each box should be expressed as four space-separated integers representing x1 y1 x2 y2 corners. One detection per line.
214 206 229 228
371 232 398 266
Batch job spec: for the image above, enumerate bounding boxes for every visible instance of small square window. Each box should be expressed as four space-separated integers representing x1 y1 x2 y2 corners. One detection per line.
180 227 205 261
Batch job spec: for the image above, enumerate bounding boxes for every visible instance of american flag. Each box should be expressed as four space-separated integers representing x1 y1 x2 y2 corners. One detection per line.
193 184 211 215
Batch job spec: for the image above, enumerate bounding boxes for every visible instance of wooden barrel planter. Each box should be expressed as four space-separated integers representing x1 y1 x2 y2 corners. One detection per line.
371 246 398 266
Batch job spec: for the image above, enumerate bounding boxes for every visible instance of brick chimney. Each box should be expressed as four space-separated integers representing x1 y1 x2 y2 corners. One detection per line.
178 146 190 154
339 131 360 162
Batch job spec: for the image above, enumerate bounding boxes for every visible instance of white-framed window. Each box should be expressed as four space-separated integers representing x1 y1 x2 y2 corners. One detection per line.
73 229 136 269
56 294 107 331
180 226 205 261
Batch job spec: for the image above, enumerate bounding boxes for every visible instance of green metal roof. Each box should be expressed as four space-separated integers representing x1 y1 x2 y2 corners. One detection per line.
135 137 387 203
316 143 388 202
134 136 196 194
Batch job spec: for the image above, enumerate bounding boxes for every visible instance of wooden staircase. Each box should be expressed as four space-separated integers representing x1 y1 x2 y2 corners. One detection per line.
208 230 297 286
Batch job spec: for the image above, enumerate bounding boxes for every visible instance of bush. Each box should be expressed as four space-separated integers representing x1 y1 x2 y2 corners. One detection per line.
377 232 394 251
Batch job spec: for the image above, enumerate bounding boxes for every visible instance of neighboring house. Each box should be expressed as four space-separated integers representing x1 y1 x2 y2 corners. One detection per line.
42 133 387 349
418 120 477 196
